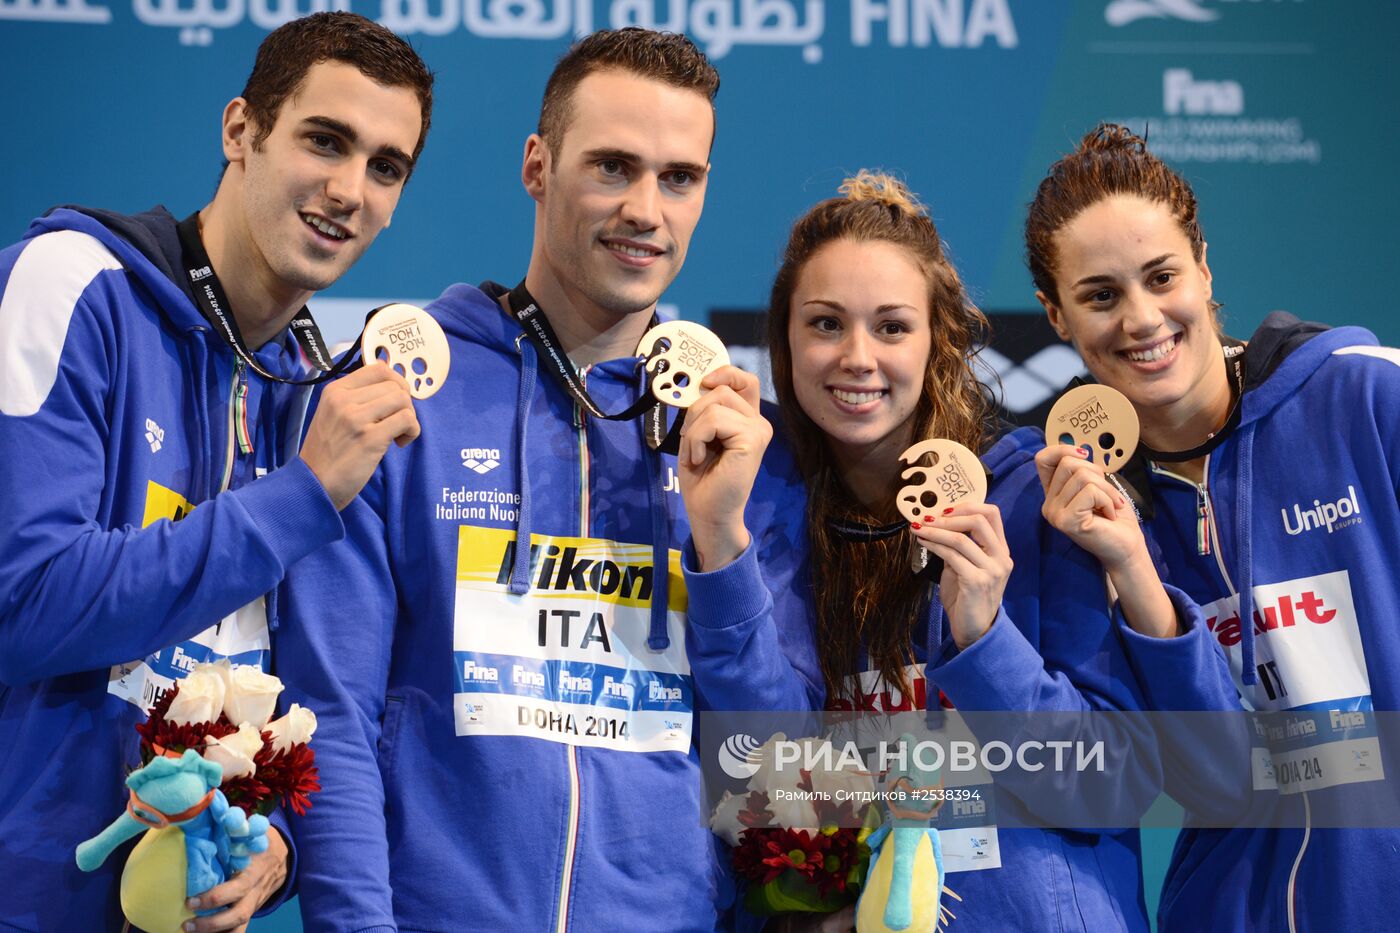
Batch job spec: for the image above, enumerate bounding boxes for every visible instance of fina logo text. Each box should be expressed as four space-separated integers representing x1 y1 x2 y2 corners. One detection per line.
1164 68 1243 116
1281 486 1362 536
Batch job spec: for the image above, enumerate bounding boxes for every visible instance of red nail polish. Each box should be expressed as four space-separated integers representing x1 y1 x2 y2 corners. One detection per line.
942 507 954 515
911 522 922 530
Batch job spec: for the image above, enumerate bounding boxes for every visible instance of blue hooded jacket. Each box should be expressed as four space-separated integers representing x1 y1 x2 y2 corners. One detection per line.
276 282 823 933
0 207 342 930
1141 314 1400 932
685 426 1236 931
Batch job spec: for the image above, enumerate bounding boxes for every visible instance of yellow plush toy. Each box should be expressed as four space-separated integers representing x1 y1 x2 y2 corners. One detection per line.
120 825 194 932
855 734 959 932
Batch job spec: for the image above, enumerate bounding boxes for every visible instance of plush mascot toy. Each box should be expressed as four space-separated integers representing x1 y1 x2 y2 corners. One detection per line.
75 749 269 932
856 734 959 932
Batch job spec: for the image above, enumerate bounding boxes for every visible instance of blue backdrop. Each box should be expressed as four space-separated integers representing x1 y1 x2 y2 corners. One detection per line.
3 0 1396 928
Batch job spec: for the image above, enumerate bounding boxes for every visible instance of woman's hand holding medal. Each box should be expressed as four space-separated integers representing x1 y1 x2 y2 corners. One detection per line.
897 439 1011 650
1036 385 1180 638
909 502 1014 651
1034 445 1144 570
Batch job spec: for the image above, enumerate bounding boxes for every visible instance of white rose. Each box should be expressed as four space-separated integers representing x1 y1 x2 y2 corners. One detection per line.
266 704 318 754
745 734 821 831
807 759 876 819
743 733 793 797
221 664 283 729
164 669 226 726
203 723 264 781
710 791 750 847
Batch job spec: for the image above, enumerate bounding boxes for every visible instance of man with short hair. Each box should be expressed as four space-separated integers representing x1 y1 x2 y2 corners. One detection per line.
279 27 818 931
0 13 433 930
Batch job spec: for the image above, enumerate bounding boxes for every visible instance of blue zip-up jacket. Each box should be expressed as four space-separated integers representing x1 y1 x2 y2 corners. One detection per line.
686 426 1236 931
276 282 823 933
1142 314 1400 932
0 207 342 931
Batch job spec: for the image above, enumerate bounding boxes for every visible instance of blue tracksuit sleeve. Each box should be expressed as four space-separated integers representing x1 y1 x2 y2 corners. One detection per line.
684 541 822 711
930 529 1163 824
682 426 823 713
1115 583 1238 712
276 471 397 933
0 287 343 686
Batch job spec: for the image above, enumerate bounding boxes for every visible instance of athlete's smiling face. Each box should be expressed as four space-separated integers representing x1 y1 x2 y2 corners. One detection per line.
1039 194 1225 430
229 60 423 299
788 238 933 467
526 69 712 322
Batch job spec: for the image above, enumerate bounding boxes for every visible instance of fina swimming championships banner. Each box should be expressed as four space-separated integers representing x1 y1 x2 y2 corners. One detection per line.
3 0 1396 420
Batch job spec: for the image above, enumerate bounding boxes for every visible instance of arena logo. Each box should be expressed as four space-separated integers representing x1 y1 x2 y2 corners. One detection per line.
460 446 501 475
976 345 1087 415
1106 0 1302 27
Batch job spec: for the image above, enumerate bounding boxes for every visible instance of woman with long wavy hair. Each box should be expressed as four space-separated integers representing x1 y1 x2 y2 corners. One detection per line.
679 171 1236 931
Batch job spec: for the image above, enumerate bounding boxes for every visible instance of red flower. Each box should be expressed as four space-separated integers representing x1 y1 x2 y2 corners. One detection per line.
813 828 865 896
757 829 829 885
731 829 772 882
256 743 321 816
736 791 774 830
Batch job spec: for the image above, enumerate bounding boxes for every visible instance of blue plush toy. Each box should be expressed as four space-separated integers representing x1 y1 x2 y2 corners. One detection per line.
856 734 959 932
75 749 269 932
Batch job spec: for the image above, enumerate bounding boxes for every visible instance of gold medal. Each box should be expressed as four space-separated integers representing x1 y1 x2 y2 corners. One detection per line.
636 320 730 409
1044 384 1139 473
895 439 987 523
362 303 451 400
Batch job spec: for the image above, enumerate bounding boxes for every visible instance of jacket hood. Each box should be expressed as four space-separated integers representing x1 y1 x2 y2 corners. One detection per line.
1219 312 1377 687
28 206 206 334
1237 311 1376 427
981 424 1041 482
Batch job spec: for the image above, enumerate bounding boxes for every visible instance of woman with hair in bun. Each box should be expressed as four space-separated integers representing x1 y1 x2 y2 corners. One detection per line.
681 171 1234 931
1025 123 1400 932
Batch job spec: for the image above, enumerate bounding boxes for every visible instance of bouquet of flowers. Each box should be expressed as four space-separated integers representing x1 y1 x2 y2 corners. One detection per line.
711 736 881 916
134 659 320 815
75 660 320 933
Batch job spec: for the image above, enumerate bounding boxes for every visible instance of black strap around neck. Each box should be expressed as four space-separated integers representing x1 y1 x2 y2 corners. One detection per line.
176 212 360 385
1138 340 1246 462
505 279 681 454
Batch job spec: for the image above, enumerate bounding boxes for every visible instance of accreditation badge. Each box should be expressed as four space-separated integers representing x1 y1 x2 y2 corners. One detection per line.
1203 571 1384 795
451 525 692 753
829 665 1002 874
108 481 272 711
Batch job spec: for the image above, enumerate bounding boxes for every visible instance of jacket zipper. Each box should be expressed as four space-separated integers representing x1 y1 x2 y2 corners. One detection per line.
555 365 593 933
1150 455 1235 593
219 361 246 493
233 360 253 456
1154 457 1308 931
